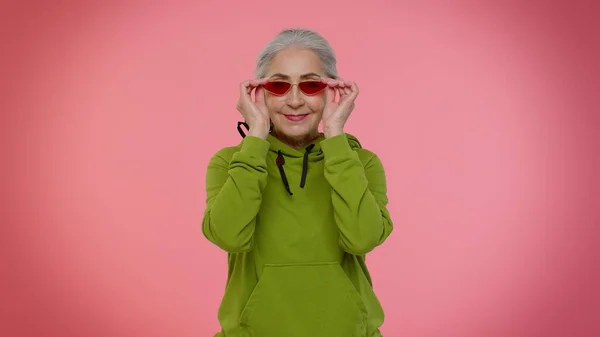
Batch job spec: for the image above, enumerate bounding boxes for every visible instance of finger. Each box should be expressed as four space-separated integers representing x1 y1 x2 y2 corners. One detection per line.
255 86 265 104
335 83 349 96
324 78 340 87
240 80 251 96
325 85 336 104
348 81 359 99
339 81 356 96
250 78 268 87
329 79 350 89
243 78 267 96
341 80 357 95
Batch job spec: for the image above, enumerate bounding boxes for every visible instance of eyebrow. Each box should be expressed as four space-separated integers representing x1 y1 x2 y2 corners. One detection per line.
269 72 322 79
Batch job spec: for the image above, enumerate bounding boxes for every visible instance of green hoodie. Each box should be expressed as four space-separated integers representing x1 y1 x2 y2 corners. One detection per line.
202 128 393 337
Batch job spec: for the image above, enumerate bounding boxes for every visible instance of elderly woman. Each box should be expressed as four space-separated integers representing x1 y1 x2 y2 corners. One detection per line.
202 28 394 337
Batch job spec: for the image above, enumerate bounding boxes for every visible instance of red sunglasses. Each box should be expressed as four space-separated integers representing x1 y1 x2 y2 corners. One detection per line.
263 80 327 96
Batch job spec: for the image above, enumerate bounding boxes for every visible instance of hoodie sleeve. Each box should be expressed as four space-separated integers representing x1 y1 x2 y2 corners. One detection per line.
201 136 270 253
320 134 394 255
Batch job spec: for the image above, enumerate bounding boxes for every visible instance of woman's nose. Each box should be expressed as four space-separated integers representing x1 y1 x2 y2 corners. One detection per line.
286 85 304 107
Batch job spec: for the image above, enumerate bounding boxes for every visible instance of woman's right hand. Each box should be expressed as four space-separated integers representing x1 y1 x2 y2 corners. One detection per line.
236 79 270 139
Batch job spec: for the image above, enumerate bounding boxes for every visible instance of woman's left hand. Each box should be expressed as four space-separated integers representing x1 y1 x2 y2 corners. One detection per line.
321 78 359 138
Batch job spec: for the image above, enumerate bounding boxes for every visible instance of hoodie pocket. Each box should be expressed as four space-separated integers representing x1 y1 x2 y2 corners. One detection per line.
239 262 368 337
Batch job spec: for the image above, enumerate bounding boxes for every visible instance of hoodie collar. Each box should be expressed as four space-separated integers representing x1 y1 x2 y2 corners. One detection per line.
236 121 362 196
265 133 326 158
236 120 362 156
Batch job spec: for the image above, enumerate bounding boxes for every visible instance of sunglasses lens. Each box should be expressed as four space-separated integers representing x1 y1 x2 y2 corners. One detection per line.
264 81 291 95
263 81 326 95
298 81 327 95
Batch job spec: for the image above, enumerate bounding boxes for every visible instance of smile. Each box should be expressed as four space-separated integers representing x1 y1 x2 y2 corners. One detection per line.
284 114 308 121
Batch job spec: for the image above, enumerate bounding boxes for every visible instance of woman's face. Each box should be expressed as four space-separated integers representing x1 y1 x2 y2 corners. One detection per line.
263 48 327 142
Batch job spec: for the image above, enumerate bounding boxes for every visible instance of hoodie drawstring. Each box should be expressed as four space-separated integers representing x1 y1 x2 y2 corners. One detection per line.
238 121 315 196
237 121 249 138
237 121 273 138
276 145 314 196
300 144 314 188
276 150 293 195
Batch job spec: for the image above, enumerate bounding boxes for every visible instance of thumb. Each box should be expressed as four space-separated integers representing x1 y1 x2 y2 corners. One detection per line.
255 86 266 105
325 86 336 104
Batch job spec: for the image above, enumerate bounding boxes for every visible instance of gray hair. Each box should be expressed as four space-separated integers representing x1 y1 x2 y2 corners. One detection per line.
255 28 339 79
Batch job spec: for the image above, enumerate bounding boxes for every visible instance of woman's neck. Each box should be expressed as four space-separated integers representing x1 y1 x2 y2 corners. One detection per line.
271 129 322 150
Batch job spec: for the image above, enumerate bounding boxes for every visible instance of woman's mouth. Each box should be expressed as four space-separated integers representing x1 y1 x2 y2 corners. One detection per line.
284 114 308 121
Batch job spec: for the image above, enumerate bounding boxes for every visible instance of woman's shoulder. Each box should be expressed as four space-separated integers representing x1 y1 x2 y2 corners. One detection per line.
344 133 383 164
209 143 243 163
355 147 384 167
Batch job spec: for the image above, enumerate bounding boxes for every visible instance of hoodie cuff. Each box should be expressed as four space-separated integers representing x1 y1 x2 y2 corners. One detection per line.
321 133 352 157
240 136 271 159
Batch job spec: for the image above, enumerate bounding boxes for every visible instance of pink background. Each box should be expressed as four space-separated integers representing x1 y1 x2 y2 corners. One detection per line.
1 1 598 336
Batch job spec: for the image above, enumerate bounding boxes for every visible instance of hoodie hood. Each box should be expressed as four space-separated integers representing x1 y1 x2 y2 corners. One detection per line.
237 121 362 195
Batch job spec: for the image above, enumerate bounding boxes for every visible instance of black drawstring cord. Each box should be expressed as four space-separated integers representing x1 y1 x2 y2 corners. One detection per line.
276 150 293 195
237 121 273 139
237 121 249 138
300 144 314 188
239 122 315 196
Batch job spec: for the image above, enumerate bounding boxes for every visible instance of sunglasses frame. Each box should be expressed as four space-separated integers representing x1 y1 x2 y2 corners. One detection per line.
263 80 327 96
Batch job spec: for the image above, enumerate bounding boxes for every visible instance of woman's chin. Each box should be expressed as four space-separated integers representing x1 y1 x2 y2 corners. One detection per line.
272 115 321 139
274 125 317 140
278 129 306 139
